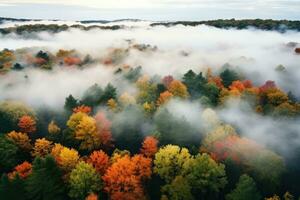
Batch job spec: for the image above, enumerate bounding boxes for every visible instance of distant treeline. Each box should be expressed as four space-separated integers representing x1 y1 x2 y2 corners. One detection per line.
0 24 123 35
0 18 300 35
151 19 300 32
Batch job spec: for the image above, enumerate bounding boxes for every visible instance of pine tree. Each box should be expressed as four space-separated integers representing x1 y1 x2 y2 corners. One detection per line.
226 174 261 200
26 155 66 200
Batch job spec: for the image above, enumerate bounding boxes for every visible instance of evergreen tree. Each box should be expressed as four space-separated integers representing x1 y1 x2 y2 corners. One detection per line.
81 84 103 107
0 135 20 172
0 174 27 200
182 70 207 99
220 69 239 88
226 174 261 200
26 155 66 200
64 94 79 112
100 83 117 103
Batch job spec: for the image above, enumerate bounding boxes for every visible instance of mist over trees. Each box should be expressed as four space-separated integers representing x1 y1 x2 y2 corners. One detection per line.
0 19 300 200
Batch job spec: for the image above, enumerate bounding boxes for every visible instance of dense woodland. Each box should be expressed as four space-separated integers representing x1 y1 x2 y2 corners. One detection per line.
1 18 300 35
0 43 300 200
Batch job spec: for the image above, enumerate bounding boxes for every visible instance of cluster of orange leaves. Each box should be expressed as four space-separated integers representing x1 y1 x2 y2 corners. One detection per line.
87 150 110 175
18 115 36 133
73 105 92 114
64 57 82 66
140 136 158 158
8 161 32 179
103 154 152 200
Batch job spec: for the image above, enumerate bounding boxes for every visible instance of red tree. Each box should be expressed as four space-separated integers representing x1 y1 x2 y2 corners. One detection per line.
94 112 114 150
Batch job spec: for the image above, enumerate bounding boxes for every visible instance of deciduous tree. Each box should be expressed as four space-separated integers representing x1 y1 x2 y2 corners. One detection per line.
154 145 191 183
31 138 53 157
168 80 189 98
103 154 151 200
140 136 158 158
87 150 110 175
68 161 102 200
18 115 36 133
6 131 32 151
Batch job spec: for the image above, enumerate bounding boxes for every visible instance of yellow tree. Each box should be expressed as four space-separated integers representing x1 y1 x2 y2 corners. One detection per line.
6 131 32 151
57 147 79 172
48 120 61 134
67 112 100 150
107 98 118 112
119 92 136 106
31 138 53 157
168 80 189 98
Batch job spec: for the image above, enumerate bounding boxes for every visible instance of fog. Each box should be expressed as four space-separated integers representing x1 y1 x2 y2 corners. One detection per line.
1 23 300 106
1 21 300 157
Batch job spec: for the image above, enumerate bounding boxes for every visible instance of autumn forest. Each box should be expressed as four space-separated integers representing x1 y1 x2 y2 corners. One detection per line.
0 18 300 200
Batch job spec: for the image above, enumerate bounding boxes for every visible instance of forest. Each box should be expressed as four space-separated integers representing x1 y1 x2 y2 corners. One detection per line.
0 19 300 200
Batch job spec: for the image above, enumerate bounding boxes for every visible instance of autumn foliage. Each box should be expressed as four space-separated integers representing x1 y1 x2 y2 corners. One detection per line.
8 161 32 179
140 136 158 158
87 150 110 175
18 115 36 133
73 105 92 114
103 154 152 200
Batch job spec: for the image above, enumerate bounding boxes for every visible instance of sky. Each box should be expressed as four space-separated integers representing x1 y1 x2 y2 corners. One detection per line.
0 0 299 21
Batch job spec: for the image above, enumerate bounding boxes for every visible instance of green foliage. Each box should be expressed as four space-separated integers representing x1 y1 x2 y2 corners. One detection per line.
0 101 35 133
220 69 239 88
183 153 227 196
202 82 220 106
161 176 194 200
0 135 20 172
68 161 102 200
124 66 142 82
81 84 103 107
64 94 79 112
81 83 117 107
101 83 117 103
26 155 66 200
0 174 27 200
36 50 50 62
182 70 207 99
226 174 261 200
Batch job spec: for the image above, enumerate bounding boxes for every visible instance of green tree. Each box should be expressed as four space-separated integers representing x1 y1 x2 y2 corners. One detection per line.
183 153 227 198
100 83 117 103
0 135 20 172
203 82 220 106
0 174 27 200
182 70 207 99
26 155 66 200
64 95 79 112
226 174 261 200
220 69 239 88
81 84 103 107
161 176 194 200
154 145 192 183
68 161 102 200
